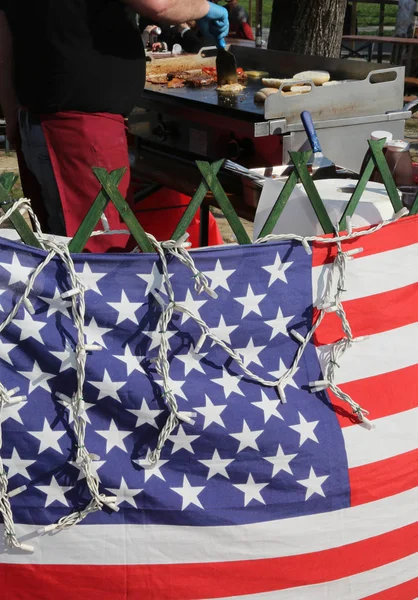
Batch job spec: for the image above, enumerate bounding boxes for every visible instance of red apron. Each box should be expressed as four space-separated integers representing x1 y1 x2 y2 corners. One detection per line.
40 111 223 251
40 111 132 253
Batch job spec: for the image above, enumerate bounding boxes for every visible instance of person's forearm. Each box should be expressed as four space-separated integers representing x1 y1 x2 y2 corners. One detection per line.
123 0 210 24
0 12 18 123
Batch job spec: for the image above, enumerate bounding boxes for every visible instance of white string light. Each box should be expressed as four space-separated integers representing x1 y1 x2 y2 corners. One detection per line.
0 198 408 545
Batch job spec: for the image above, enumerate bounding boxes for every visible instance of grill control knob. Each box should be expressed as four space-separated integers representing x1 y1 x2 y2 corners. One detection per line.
227 139 241 160
153 122 168 142
227 137 254 161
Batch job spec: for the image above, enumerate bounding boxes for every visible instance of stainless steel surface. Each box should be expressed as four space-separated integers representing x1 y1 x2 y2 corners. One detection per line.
143 46 405 124
264 68 404 123
282 116 406 173
131 45 409 177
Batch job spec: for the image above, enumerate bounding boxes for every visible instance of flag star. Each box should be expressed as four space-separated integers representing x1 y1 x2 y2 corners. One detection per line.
289 412 320 447
235 284 266 318
157 378 187 402
13 309 47 344
137 262 173 297
234 474 268 507
126 398 163 429
262 253 294 287
230 420 263 453
210 315 238 346
18 360 55 394
171 475 205 510
205 259 235 292
195 395 227 429
297 467 329 500
84 317 112 348
56 393 94 425
178 289 207 324
213 367 244 399
134 448 168 482
115 344 146 377
1 253 36 286
265 307 295 340
0 341 17 366
88 369 126 402
143 328 178 352
36 476 72 507
38 288 72 319
264 444 297 477
3 448 36 479
252 390 284 424
0 399 28 425
106 476 143 508
169 424 199 454
50 341 77 372
175 346 207 376
269 358 299 389
107 290 144 325
68 458 106 482
76 263 106 295
28 419 66 454
96 419 131 454
236 337 265 368
199 449 233 480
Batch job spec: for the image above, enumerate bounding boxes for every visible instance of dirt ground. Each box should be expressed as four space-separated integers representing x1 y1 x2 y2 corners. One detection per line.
2 111 418 241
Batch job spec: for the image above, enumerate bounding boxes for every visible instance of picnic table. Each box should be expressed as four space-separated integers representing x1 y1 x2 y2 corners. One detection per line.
342 34 418 76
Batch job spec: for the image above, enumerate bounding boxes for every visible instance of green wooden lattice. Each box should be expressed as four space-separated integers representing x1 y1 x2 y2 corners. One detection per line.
1 145 411 251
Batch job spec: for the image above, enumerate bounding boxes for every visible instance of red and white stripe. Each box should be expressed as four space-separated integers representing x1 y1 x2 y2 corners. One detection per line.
310 215 418 599
1 217 418 599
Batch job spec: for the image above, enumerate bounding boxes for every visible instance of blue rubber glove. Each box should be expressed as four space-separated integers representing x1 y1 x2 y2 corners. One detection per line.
198 2 229 48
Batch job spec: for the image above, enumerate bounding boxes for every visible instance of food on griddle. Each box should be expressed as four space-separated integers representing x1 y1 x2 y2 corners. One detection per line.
322 80 344 86
167 78 185 88
293 70 330 85
185 74 217 87
203 66 247 81
245 70 269 79
217 82 245 94
290 84 311 93
254 87 279 103
167 69 201 81
146 73 171 85
261 78 299 89
146 65 247 89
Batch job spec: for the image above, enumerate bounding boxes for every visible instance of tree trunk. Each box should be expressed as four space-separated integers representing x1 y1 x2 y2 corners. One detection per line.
268 0 348 58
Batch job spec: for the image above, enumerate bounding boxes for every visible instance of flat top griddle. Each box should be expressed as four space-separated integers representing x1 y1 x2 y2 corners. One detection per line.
143 77 265 120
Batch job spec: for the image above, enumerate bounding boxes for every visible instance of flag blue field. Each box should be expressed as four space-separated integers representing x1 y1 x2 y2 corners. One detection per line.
0 216 417 599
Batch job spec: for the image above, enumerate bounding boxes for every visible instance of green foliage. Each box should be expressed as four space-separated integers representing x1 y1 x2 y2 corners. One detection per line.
356 3 397 27
236 1 398 31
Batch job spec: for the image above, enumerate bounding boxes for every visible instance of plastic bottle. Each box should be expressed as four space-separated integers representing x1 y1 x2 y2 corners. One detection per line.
359 130 393 183
384 140 414 188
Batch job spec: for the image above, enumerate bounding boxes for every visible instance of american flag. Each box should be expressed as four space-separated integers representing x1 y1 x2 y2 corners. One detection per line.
0 216 417 599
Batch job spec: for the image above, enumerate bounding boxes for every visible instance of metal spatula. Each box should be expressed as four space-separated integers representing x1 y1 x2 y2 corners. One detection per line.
216 39 238 86
300 111 334 171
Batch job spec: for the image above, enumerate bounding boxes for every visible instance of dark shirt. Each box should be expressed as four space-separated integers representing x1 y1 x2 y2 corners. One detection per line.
139 18 213 54
0 0 145 115
162 27 204 54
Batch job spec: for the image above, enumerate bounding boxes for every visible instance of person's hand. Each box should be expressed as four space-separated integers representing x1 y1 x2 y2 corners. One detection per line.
197 2 229 47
